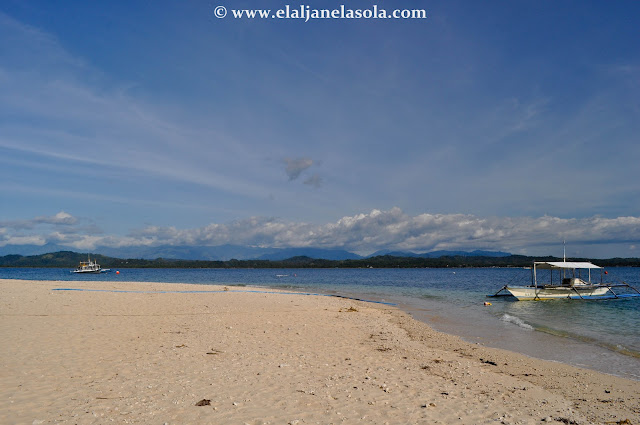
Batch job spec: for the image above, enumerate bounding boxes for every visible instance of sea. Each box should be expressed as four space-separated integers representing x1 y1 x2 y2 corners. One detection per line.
2 266 639 381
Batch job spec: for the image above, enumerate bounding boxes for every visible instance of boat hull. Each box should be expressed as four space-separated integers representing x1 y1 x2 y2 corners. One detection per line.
506 285 610 300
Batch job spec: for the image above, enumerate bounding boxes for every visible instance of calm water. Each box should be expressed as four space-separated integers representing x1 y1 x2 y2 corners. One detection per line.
2 267 639 380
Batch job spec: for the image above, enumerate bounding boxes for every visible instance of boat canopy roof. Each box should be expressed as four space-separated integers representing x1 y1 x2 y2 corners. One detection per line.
534 261 601 270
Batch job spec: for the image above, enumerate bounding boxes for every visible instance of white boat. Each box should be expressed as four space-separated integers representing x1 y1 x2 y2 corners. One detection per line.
72 256 110 274
491 261 639 301
507 261 610 300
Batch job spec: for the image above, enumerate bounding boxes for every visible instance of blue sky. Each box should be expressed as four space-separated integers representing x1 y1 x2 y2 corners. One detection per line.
1 0 639 258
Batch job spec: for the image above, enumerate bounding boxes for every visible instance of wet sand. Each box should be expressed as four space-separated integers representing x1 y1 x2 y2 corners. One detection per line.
1 279 639 424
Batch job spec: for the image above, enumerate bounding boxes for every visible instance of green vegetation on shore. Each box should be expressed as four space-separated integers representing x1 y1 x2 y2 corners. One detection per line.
1 251 639 269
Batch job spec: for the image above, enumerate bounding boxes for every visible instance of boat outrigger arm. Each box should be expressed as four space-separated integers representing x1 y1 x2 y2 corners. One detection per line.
489 261 640 300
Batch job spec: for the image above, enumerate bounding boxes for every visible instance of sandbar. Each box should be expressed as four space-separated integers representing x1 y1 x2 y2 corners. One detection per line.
1 279 639 424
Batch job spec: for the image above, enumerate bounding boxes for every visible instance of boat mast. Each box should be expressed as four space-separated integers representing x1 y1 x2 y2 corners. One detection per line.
563 240 566 279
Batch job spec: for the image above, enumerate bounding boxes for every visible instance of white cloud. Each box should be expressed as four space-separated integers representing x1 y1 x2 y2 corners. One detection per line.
2 235 47 246
120 211 640 256
3 209 639 258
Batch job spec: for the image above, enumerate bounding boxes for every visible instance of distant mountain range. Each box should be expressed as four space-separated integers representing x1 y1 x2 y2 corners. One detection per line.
0 243 511 261
368 249 512 258
4 250 639 269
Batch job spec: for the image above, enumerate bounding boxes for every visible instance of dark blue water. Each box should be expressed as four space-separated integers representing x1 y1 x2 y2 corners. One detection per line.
2 267 638 379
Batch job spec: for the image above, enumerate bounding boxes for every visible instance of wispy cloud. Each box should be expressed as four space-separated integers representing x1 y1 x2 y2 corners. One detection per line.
0 12 284 204
34 211 77 226
0 211 77 230
1 4 639 256
303 173 322 188
283 157 314 180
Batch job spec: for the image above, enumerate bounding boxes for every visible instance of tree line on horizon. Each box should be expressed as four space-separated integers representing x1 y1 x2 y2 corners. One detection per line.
1 251 639 269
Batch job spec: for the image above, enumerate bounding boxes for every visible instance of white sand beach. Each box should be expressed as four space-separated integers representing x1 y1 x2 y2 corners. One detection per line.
1 279 639 424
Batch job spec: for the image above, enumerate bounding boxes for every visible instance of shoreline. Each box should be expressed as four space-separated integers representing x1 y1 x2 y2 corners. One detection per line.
2 279 639 424
392 295 640 383
300 283 640 382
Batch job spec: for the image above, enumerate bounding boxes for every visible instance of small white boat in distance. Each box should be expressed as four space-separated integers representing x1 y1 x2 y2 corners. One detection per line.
72 256 110 274
491 261 639 301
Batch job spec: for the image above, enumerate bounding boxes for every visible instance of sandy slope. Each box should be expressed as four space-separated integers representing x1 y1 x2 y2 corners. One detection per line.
1 279 638 424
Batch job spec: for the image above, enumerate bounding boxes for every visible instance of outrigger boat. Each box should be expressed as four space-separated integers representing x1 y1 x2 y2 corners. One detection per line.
490 261 640 301
72 256 110 274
